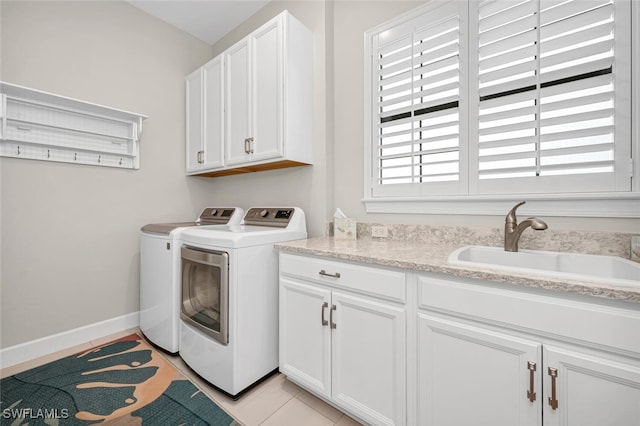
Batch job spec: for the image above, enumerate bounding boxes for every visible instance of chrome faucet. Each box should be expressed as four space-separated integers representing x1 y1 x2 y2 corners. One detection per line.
504 201 548 252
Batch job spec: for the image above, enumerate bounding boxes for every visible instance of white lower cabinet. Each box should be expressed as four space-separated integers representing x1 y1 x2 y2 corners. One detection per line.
416 274 640 426
278 253 640 426
417 313 541 426
279 254 407 426
543 345 640 426
331 291 406 425
279 278 331 398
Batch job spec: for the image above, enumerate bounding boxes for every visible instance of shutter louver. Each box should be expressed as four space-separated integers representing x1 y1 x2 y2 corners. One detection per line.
375 5 464 191
477 0 618 185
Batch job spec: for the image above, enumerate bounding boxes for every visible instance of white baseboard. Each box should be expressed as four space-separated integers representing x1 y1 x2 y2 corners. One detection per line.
0 311 140 369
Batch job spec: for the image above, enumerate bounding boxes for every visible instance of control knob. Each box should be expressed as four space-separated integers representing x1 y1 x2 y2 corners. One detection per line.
259 209 269 218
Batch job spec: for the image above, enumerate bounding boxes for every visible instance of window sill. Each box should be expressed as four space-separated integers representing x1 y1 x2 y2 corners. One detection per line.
362 193 640 218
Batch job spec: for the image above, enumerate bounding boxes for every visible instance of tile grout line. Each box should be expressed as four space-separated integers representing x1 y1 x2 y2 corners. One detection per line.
257 392 298 426
294 395 342 425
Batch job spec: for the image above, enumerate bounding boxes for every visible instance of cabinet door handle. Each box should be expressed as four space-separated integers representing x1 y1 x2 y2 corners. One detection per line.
197 150 204 163
527 361 537 402
321 302 329 326
248 137 254 154
330 304 337 329
548 367 559 410
319 270 341 278
244 138 252 154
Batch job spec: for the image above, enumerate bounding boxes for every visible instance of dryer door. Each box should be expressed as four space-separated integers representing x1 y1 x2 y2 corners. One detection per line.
181 246 229 345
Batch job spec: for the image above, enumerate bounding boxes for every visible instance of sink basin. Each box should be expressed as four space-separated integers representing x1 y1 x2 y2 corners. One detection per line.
448 246 640 289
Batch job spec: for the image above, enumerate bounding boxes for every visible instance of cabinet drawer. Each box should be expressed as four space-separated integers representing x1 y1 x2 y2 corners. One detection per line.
280 253 406 303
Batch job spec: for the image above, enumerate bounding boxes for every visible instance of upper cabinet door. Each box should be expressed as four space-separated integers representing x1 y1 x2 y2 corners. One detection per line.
185 68 203 173
202 55 224 169
250 15 283 162
224 37 251 166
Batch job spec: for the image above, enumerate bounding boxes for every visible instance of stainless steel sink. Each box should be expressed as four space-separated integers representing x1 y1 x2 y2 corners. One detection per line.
448 246 640 288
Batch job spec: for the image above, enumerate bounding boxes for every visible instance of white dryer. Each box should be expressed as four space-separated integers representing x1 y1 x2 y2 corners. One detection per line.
139 207 243 353
178 207 307 398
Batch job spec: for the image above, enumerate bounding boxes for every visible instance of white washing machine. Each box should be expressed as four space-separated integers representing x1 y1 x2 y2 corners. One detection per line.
178 207 307 398
139 207 243 353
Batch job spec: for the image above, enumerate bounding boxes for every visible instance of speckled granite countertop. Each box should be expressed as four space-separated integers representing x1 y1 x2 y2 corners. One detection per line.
276 237 640 305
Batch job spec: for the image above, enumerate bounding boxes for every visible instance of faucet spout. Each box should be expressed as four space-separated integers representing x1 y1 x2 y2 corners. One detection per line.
504 202 547 252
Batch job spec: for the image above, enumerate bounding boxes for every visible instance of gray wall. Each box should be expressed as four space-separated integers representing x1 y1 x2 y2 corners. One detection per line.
0 0 215 348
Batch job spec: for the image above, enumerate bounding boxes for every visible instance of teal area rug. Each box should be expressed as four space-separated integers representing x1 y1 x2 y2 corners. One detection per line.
0 334 241 425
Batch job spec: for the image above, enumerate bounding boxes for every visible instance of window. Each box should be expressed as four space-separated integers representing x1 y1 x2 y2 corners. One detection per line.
364 0 638 217
371 1 468 197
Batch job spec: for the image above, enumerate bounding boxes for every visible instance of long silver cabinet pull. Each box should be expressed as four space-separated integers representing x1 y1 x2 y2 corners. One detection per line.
197 150 204 163
321 302 329 326
319 270 341 278
527 362 537 402
330 304 337 329
548 367 559 410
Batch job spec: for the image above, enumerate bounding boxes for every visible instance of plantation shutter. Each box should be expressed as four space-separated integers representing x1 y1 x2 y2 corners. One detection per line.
371 2 468 197
474 0 631 194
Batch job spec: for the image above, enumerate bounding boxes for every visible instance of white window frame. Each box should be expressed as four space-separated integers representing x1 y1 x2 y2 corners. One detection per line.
364 0 640 217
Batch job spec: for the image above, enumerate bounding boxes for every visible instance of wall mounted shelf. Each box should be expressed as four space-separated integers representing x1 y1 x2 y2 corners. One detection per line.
0 82 147 169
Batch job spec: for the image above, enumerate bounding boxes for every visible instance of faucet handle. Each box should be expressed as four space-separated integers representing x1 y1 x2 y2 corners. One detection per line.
506 201 526 223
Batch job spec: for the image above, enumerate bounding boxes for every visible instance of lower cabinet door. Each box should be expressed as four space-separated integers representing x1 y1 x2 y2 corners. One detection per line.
543 345 640 426
417 313 541 426
331 291 406 426
279 277 331 399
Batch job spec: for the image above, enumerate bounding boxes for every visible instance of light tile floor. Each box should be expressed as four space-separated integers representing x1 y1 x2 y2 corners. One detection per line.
0 329 363 426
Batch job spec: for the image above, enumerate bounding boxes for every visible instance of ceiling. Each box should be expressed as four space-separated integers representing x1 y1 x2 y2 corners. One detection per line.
127 0 272 45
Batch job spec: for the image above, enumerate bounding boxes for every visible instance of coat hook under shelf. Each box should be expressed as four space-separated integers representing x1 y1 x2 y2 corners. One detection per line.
17 146 21 156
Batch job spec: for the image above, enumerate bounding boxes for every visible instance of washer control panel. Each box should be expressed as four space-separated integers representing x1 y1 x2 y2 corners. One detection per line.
198 207 240 225
244 208 295 227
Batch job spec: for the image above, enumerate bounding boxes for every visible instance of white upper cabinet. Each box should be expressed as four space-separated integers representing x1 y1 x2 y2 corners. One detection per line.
186 56 225 173
226 16 282 165
185 68 203 172
186 10 312 177
224 37 251 166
